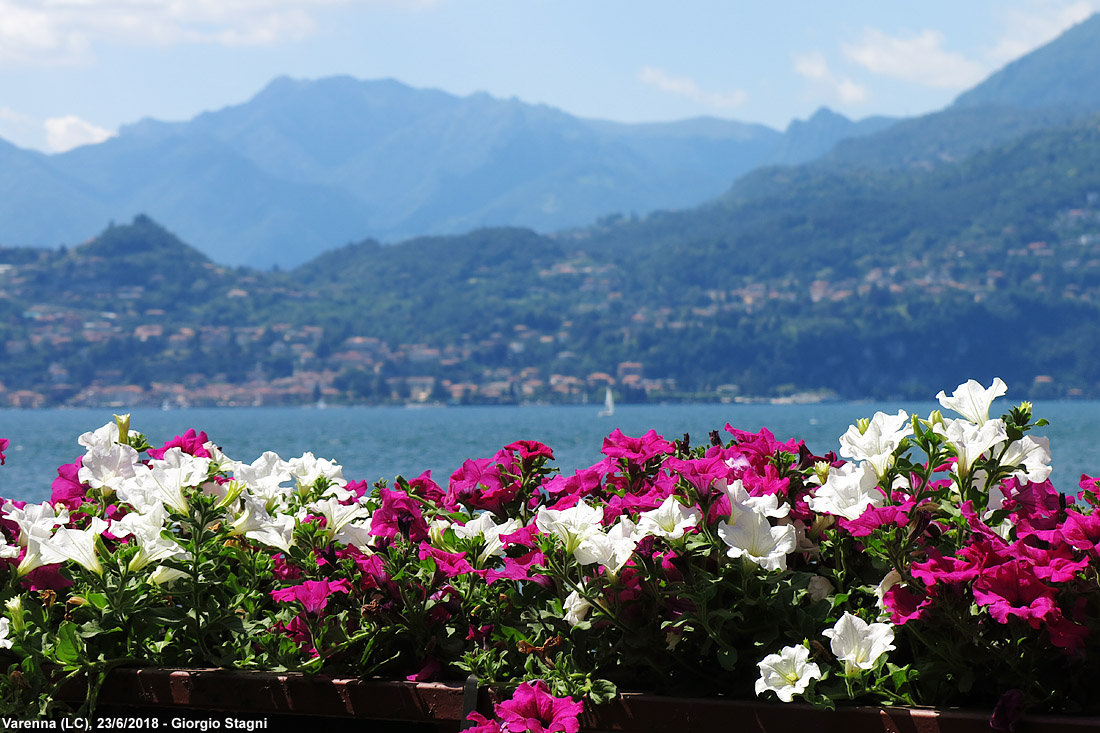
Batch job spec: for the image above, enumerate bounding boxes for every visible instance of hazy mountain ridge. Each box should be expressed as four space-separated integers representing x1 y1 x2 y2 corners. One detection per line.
0 75 897 267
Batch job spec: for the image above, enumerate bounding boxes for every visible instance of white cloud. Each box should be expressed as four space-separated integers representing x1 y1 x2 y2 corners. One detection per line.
44 114 114 152
793 52 867 104
0 0 435 65
843 28 987 89
988 1 1099 63
638 66 747 110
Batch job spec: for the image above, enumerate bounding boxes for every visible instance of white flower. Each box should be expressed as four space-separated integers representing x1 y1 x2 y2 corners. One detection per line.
563 589 592 627
113 504 189 572
636 495 701 540
233 452 293 507
839 410 911 478
998 435 1052 484
0 617 11 649
535 500 604 555
807 462 884 521
41 517 109 575
719 479 789 523
575 517 640 576
755 644 821 702
936 378 1007 425
78 443 142 495
227 493 295 552
78 421 138 452
718 511 797 571
307 496 372 545
935 418 1008 476
3 501 69 547
287 452 346 494
822 612 896 676
142 448 212 513
453 513 520 565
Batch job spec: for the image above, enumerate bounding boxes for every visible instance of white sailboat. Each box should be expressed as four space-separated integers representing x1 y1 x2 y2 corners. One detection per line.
598 386 614 417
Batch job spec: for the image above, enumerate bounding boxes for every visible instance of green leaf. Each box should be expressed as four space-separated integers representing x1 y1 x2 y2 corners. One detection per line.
717 647 738 671
54 621 84 665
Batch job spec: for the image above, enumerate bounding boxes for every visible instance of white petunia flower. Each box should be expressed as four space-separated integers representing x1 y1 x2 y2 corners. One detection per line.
719 479 789 524
755 644 821 702
574 516 640 576
807 462 884 521
998 435 1052 485
718 511 797 571
287 452 346 494
535 500 604 556
78 421 139 452
233 452 293 508
822 612 896 676
636 495 701 540
563 589 593 627
839 410 911 478
936 378 1007 425
40 517 109 575
935 417 1008 476
453 512 520 565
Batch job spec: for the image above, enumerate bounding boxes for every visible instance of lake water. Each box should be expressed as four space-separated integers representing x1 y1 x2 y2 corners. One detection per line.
2 400 1099 503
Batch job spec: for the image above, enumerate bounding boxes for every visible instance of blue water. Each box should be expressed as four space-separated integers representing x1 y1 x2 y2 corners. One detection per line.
2 401 1098 503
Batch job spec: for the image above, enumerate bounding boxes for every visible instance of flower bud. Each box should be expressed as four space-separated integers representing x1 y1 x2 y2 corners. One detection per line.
113 414 131 446
5 596 25 632
927 410 944 427
855 418 871 435
812 461 831 486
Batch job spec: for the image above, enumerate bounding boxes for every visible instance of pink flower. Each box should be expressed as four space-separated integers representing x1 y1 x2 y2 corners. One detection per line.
371 489 429 542
50 459 87 510
446 458 518 513
486 549 549 586
504 440 554 462
665 456 732 494
601 429 673 464
147 429 211 460
464 712 503 733
496 680 584 733
418 543 476 578
270 578 352 614
840 500 915 537
0 438 7 465
407 470 445 504
972 561 1057 627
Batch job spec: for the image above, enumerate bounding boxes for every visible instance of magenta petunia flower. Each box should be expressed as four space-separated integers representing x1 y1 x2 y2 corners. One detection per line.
601 429 674 464
446 458 518 514
840 500 915 538
0 438 7 465
270 578 352 614
147 429 211 460
371 488 429 542
972 561 1057 627
418 543 475 578
496 680 584 733
665 456 732 494
50 459 88 510
504 440 554 462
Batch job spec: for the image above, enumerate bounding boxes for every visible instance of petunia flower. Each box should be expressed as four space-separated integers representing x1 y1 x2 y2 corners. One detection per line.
636 495 701 541
838 410 911 478
271 578 352 614
807 461 884 521
495 680 584 733
755 644 822 702
718 511 797 571
0 438 7 465
936 377 1008 425
822 612 896 676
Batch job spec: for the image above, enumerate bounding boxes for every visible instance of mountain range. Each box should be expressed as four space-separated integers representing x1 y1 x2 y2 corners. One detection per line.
0 78 898 268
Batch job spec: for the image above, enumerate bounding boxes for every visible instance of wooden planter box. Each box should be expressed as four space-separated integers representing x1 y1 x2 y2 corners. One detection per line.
59 668 1100 732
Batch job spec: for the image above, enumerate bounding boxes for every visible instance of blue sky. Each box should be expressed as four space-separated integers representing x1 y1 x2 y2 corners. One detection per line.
1 0 1097 153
